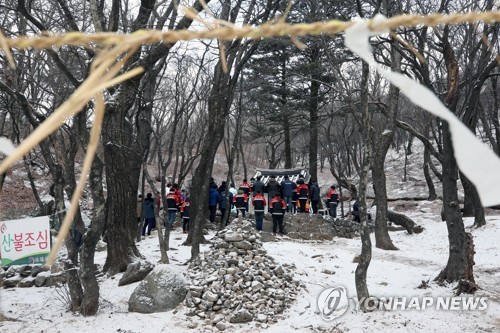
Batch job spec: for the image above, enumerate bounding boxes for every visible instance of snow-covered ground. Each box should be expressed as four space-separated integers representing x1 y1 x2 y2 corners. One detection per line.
2 201 500 332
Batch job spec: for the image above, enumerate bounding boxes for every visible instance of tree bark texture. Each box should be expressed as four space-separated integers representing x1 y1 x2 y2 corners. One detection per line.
435 122 469 283
80 156 106 315
308 47 320 182
355 62 372 309
373 131 398 250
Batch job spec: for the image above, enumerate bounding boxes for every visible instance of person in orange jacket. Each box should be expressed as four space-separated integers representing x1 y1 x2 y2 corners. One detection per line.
326 185 339 218
166 188 181 227
252 190 267 231
296 179 309 213
269 193 287 235
239 178 252 211
233 189 248 217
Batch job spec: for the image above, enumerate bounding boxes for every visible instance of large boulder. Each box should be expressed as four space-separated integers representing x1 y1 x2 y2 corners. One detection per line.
128 264 187 313
118 260 154 286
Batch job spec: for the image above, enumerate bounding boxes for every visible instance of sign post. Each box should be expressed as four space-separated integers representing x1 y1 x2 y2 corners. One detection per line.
0 216 51 266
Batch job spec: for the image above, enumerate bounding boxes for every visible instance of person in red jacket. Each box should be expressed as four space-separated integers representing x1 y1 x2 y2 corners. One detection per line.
239 178 252 196
233 189 249 217
252 190 267 231
172 183 183 203
269 194 287 235
326 185 339 218
296 180 309 213
166 188 181 227
239 178 252 211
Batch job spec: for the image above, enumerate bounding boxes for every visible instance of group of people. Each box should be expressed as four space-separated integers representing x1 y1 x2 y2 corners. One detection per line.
136 175 344 239
210 175 342 235
137 183 192 237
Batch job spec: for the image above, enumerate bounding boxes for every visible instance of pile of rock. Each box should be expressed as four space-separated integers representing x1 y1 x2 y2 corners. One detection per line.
1 264 66 288
185 219 301 329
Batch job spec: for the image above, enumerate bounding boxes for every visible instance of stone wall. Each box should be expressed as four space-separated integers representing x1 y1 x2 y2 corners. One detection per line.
254 213 372 240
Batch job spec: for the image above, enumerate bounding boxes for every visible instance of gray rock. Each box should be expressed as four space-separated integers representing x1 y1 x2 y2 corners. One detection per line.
234 241 253 250
5 266 17 279
129 264 187 313
203 291 219 302
257 314 267 322
273 266 284 276
229 309 253 323
216 322 227 331
45 273 67 287
18 265 33 277
18 276 36 288
119 260 155 286
227 259 239 267
251 281 264 291
35 271 50 287
224 233 243 242
31 265 49 277
3 275 23 288
187 322 198 329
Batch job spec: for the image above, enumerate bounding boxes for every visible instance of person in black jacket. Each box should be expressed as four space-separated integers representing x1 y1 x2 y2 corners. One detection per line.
280 175 295 212
309 181 321 214
266 175 281 213
180 198 190 233
270 194 287 235
352 200 360 222
218 189 233 226
142 193 156 236
252 176 265 196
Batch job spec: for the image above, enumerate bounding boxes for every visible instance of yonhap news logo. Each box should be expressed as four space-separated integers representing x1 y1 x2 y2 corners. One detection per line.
317 286 488 321
317 286 350 321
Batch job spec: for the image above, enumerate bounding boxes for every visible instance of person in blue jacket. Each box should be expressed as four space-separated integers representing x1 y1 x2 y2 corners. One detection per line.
280 175 295 212
208 183 219 223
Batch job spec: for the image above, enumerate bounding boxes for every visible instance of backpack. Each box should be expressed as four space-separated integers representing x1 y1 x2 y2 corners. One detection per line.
299 186 308 198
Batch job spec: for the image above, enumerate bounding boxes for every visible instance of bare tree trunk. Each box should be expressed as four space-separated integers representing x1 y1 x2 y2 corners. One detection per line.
281 55 292 169
423 147 437 200
23 155 45 211
308 47 320 182
459 172 486 227
373 131 398 250
80 155 106 316
436 122 470 282
355 62 372 310
435 26 474 285
189 64 234 259
102 95 142 274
